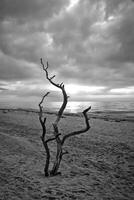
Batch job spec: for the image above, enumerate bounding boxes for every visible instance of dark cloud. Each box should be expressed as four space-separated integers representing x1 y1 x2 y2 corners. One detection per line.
58 61 134 89
0 51 40 81
45 0 134 88
107 4 134 62
0 0 69 22
104 0 130 17
0 0 69 63
0 0 134 104
0 87 8 91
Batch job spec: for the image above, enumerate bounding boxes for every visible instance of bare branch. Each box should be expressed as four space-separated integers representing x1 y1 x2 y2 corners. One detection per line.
62 150 69 156
38 91 51 176
43 117 46 124
39 92 50 116
40 58 68 126
46 134 61 143
40 136 50 176
52 123 62 143
60 82 63 87
40 58 60 88
50 75 56 80
38 92 50 137
61 106 91 145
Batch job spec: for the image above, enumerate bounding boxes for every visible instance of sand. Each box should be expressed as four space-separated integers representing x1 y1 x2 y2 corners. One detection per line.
0 109 134 200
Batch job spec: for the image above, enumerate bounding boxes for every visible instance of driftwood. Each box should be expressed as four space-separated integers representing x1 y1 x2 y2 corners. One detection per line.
39 58 91 176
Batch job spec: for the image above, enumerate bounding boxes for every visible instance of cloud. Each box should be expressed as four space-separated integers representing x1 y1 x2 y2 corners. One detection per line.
0 0 69 22
110 87 134 95
107 3 134 62
45 0 134 86
0 51 40 81
0 87 8 91
0 0 134 108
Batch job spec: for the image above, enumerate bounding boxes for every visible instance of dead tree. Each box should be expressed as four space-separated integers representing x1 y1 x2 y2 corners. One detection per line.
39 58 91 176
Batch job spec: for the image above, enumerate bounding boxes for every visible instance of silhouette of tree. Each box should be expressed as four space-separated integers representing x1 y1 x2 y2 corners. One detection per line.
39 58 91 176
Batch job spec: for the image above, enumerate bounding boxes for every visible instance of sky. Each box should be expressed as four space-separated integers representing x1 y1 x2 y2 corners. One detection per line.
0 0 134 108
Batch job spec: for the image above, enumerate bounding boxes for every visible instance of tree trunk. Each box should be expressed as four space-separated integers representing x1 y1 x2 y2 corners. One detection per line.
44 142 50 176
50 143 63 175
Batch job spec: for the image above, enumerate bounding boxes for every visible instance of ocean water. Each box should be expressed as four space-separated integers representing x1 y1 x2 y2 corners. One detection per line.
49 100 134 113
0 99 134 113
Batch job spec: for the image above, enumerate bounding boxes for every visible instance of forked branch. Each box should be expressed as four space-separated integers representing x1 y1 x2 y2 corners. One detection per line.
61 106 91 145
38 92 51 176
40 58 68 126
46 133 61 143
39 92 50 135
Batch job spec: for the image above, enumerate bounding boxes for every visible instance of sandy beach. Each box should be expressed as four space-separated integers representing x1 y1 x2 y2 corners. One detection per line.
0 109 134 200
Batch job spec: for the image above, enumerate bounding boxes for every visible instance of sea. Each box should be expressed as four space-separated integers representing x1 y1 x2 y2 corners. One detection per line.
49 100 134 113
0 100 134 113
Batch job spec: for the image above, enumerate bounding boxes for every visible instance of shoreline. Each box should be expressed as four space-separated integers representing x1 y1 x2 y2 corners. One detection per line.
0 107 134 122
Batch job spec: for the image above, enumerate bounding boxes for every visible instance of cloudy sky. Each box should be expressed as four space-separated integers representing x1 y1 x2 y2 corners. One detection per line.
0 0 134 108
